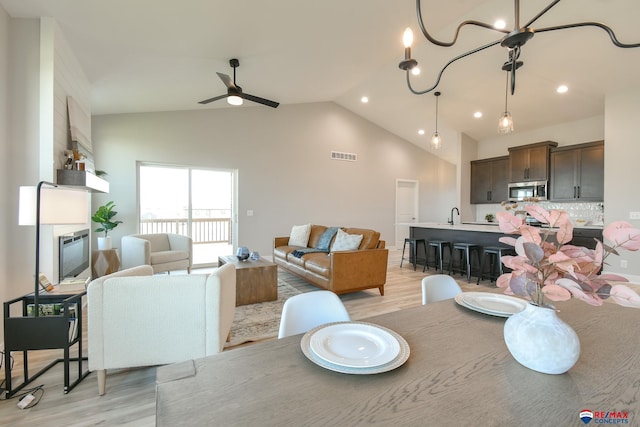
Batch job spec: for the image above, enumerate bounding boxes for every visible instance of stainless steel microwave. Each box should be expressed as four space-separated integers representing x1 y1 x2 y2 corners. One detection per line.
508 181 548 202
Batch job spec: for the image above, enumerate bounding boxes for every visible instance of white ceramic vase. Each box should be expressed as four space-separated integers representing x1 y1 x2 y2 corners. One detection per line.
503 303 580 375
97 236 112 250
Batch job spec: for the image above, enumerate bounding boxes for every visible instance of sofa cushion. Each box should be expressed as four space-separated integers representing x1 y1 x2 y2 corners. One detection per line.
142 233 171 252
274 245 297 260
342 228 380 250
331 229 363 252
289 224 312 247
304 253 331 278
286 253 307 268
315 227 339 252
151 250 189 265
307 225 328 248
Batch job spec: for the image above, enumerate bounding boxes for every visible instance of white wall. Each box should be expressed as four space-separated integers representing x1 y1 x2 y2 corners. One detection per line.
0 5 10 318
91 103 457 256
477 115 604 159
604 87 640 279
1 15 93 346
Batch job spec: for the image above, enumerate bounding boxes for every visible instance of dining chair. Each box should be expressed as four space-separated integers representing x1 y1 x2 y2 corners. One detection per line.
421 274 462 305
278 291 351 338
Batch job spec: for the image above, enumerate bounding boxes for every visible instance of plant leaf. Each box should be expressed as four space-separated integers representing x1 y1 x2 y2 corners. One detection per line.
555 217 574 245
525 205 551 224
541 284 571 301
523 242 544 263
609 285 640 308
497 211 523 233
604 221 640 251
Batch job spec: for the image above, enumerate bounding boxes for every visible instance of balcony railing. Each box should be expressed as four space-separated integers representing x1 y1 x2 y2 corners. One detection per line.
139 218 232 244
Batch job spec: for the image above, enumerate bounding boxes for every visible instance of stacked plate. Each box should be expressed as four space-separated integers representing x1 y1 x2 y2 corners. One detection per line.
455 292 527 317
300 321 410 374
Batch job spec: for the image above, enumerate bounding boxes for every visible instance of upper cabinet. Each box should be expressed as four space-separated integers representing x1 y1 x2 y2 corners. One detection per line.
470 156 509 204
508 141 558 182
550 141 604 202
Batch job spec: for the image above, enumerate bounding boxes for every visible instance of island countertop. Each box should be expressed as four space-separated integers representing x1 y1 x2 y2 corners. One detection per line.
399 222 602 249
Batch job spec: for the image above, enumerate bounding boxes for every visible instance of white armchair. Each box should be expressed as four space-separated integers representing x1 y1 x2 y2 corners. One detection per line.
121 233 193 274
87 263 236 395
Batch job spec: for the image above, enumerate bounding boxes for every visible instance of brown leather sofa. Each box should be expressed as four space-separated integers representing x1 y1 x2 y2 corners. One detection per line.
273 225 388 295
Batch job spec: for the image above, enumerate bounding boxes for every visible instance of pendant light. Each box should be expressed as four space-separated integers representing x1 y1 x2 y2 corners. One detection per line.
431 91 442 149
497 73 514 134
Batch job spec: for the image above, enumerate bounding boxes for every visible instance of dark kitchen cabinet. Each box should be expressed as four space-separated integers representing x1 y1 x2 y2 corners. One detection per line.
470 156 509 204
550 141 604 202
508 141 557 182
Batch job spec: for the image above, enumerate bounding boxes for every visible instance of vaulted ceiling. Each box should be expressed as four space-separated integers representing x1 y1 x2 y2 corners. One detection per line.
2 0 639 164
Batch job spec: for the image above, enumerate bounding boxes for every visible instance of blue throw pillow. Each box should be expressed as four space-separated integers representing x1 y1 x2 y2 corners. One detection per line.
315 227 339 252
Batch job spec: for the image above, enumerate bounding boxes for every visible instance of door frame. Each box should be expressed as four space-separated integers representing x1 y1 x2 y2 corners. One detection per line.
395 179 419 250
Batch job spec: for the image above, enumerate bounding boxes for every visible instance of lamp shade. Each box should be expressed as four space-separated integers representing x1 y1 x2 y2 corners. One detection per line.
19 186 88 225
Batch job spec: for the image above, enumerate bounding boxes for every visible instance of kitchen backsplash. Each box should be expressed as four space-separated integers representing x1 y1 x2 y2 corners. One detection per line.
475 201 605 225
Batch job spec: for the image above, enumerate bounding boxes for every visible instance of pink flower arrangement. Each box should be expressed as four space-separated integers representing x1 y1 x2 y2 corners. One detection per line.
496 205 640 308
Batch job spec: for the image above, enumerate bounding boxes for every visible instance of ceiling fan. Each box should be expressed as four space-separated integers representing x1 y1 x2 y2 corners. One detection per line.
198 58 279 108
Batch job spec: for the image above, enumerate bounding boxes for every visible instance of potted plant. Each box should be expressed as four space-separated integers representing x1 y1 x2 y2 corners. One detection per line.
484 213 494 222
92 201 123 250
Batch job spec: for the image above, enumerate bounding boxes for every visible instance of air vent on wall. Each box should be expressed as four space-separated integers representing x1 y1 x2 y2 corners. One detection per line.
330 151 357 162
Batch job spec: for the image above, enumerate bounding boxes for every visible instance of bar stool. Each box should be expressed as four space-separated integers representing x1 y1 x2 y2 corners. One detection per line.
450 242 480 283
476 246 515 285
400 238 427 271
424 240 452 273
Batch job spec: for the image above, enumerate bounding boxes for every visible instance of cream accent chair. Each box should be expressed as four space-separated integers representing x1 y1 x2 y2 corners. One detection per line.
121 233 193 274
88 263 236 395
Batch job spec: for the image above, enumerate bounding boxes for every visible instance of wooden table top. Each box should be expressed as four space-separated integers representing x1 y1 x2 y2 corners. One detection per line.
156 297 640 426
218 255 276 270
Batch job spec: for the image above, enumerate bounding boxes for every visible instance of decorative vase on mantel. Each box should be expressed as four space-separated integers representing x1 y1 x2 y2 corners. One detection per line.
503 303 580 375
97 236 112 251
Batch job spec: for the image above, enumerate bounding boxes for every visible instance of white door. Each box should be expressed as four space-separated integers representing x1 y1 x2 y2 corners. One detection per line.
395 179 419 249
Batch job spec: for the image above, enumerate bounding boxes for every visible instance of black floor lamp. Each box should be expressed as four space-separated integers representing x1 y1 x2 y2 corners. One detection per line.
19 181 88 315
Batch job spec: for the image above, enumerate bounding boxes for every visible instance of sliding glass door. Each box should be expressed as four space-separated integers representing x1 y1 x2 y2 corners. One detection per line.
138 163 236 268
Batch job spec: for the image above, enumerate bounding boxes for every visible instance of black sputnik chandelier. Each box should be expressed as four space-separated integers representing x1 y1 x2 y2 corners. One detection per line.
399 0 640 133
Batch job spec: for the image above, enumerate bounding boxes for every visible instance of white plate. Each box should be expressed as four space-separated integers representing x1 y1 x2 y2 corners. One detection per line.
309 323 400 368
301 322 410 374
455 292 527 317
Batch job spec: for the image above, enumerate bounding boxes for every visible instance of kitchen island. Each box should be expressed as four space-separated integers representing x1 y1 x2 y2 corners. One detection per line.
402 222 603 276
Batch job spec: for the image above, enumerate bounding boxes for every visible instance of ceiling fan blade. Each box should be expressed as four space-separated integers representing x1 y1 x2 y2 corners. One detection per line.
216 72 237 90
241 93 280 108
198 94 227 105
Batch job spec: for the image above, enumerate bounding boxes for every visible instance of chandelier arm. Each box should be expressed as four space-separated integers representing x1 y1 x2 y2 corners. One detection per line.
416 0 507 48
522 0 562 28
405 40 501 95
535 22 640 48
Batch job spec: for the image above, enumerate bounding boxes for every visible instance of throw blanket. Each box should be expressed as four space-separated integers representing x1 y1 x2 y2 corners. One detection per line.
292 248 326 258
291 227 340 258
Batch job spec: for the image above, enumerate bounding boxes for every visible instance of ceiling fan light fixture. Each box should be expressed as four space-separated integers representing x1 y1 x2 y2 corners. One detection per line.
227 95 243 106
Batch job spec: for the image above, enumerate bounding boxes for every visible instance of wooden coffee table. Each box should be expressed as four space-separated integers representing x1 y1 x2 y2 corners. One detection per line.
217 255 278 306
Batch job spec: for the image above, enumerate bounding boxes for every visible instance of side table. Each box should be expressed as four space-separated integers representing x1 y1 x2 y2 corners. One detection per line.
3 288 90 397
92 248 120 278
218 255 278 306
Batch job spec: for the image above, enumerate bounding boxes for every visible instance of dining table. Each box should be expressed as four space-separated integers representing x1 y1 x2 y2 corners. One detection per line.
155 295 639 426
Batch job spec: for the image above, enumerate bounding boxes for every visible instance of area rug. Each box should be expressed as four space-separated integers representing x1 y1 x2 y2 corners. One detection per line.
225 279 302 348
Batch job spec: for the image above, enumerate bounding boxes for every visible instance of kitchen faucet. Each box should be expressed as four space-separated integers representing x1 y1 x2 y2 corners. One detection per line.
448 207 460 225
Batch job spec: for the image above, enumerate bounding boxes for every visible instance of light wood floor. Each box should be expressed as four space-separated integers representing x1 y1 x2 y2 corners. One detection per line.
0 249 499 426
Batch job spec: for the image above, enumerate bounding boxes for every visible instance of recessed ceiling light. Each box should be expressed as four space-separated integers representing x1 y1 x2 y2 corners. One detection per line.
556 85 568 94
418 129 425 135
474 111 483 118
361 96 369 103
411 67 421 76
494 19 506 30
